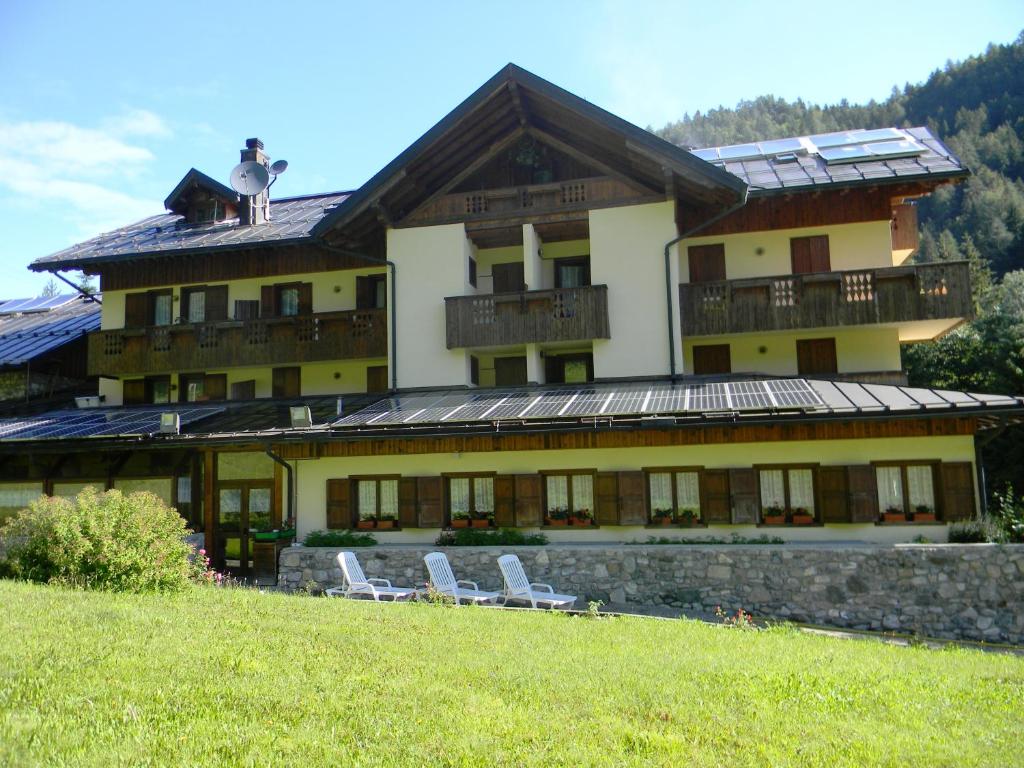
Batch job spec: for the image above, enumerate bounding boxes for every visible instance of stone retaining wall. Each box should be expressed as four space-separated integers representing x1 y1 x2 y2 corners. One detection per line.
279 544 1024 645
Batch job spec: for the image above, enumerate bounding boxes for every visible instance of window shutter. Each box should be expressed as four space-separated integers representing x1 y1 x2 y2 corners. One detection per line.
492 262 525 293
687 244 726 283
513 474 542 527
123 379 145 405
847 465 879 523
493 475 515 527
234 300 260 321
326 479 350 529
260 285 276 318
940 462 976 521
616 471 647 525
179 288 193 324
702 469 730 523
595 472 619 526
205 285 228 322
728 468 758 524
273 367 300 398
415 476 443 527
355 276 374 310
398 478 418 528
124 293 149 328
297 283 313 315
230 379 256 400
203 374 227 401
818 466 850 523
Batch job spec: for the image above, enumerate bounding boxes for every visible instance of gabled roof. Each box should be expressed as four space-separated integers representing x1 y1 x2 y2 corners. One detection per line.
691 126 967 194
163 168 238 215
0 294 100 367
311 63 749 242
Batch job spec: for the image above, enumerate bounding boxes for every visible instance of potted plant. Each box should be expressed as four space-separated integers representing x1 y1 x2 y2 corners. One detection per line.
912 504 936 523
762 505 786 525
676 509 699 526
451 511 471 528
356 515 376 530
883 505 907 523
470 510 492 528
791 507 814 525
651 508 674 526
376 513 397 530
570 508 593 527
545 507 569 526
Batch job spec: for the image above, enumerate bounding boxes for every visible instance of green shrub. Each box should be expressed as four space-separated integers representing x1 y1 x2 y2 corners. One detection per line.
435 527 548 546
302 529 377 547
629 533 785 545
947 518 1003 543
0 488 202 592
991 484 1024 543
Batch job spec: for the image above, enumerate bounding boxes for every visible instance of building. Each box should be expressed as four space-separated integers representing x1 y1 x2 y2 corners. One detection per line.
4 64 1023 577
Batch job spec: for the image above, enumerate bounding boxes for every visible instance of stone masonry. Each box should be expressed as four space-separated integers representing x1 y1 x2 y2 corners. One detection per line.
279 543 1024 645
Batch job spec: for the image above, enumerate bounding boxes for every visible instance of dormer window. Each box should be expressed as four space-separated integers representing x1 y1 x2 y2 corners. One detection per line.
190 199 225 224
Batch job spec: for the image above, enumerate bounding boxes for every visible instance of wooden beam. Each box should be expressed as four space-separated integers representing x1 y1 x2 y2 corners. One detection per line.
663 167 676 201
508 81 528 127
528 127 657 194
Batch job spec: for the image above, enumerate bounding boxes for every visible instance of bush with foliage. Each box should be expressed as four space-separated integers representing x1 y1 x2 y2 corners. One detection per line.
302 529 377 547
947 519 1002 543
434 527 548 546
0 488 202 592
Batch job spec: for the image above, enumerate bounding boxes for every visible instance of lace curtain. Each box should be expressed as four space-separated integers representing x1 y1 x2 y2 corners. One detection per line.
649 473 672 511
572 475 593 512
876 466 903 511
188 292 206 323
379 479 398 516
789 469 815 511
358 481 377 519
759 470 785 509
676 472 701 512
449 478 470 514
907 465 935 509
280 288 299 317
473 477 494 513
546 476 568 512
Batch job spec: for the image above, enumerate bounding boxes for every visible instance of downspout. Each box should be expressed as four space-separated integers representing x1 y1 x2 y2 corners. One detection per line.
663 192 749 380
975 416 1009 517
48 270 102 304
316 243 398 391
265 448 295 529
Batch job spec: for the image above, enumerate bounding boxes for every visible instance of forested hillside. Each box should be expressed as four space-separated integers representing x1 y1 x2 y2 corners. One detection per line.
657 34 1024 503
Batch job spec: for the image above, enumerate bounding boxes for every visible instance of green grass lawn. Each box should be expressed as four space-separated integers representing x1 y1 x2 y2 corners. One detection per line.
0 581 1021 767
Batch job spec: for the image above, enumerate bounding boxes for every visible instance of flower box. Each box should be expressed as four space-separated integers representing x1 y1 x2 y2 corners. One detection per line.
912 512 937 523
451 518 470 528
470 519 491 528
545 517 568 527
762 515 786 525
356 520 376 530
570 517 592 527
376 519 396 530
883 512 907 523
791 514 815 526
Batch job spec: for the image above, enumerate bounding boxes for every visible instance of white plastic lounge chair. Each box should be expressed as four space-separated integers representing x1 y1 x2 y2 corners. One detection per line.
423 551 501 606
497 554 578 609
324 551 418 601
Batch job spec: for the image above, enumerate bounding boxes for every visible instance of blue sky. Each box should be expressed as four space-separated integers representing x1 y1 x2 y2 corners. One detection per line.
1 0 1021 297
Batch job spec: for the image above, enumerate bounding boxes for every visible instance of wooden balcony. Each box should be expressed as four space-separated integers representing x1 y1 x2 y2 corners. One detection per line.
88 309 387 376
445 285 610 349
679 261 972 337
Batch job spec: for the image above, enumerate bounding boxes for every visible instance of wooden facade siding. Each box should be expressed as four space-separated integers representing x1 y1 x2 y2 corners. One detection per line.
88 308 386 376
890 202 919 253
273 416 977 461
445 284 610 349
679 261 972 337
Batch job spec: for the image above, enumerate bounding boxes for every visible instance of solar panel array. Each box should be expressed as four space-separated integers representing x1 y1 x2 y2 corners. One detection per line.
691 128 925 167
0 294 78 315
0 406 225 441
333 380 825 429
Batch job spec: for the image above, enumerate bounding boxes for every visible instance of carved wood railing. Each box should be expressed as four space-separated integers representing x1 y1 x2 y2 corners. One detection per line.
679 261 972 337
445 285 610 349
88 309 387 376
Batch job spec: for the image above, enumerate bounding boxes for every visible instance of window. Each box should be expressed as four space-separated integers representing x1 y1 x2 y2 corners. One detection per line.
876 463 936 518
796 338 837 375
492 262 525 293
187 291 205 323
494 356 527 386
554 256 591 289
279 287 300 317
354 477 399 525
182 285 228 324
145 376 171 405
262 282 312 318
790 235 831 274
543 471 594 522
468 256 477 288
693 344 731 375
757 466 816 521
470 355 480 386
447 475 495 524
179 373 226 402
152 292 172 326
356 275 387 310
687 244 726 283
545 353 593 384
646 469 702 523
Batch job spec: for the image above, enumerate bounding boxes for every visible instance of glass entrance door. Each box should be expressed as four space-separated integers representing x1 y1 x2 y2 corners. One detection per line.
216 482 274 578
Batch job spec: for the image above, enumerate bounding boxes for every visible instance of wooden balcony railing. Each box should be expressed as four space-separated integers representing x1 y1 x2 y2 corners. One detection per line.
87 309 387 376
445 285 611 349
679 261 972 337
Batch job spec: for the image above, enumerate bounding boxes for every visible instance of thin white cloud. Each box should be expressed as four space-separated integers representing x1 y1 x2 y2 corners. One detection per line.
103 108 172 139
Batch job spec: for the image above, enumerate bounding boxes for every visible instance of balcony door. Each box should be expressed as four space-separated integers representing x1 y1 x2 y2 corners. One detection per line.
687 244 726 283
492 262 525 293
791 236 831 274
215 481 274 578
796 338 838 375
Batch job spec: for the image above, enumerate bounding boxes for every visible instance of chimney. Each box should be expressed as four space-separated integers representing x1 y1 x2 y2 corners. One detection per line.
239 137 271 225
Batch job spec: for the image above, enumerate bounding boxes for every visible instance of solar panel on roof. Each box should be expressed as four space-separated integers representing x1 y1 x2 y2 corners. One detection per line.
758 138 805 155
0 406 224 441
691 148 719 161
717 144 761 161
764 379 825 408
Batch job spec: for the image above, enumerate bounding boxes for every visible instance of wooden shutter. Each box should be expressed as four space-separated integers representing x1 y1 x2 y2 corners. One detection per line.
260 285 276 318
273 367 300 398
818 466 850 523
595 472 619 526
617 471 647 525
203 374 227 401
326 479 350 529
297 283 313 316
493 262 525 293
693 344 731 375
398 478 418 528
702 469 730 523
123 379 145 405
940 462 976 521
366 365 388 393
791 235 830 274
796 338 837 375
124 292 149 328
355 277 374 310
230 379 256 400
493 475 515 527
234 300 259 321
728 468 759 524
468 257 477 287
494 356 527 386
415 477 442 527
514 474 542 527
470 356 480 385
847 465 879 523
179 287 196 323
205 285 228 322
687 244 726 283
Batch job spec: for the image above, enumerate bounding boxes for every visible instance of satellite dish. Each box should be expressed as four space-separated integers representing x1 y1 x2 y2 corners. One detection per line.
270 159 289 175
229 161 270 195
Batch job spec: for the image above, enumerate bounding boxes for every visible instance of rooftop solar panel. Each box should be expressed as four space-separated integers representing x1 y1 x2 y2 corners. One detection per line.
0 406 224 441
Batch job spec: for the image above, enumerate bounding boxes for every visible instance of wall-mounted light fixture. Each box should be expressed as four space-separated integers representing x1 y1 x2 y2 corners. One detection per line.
289 406 313 429
159 413 180 434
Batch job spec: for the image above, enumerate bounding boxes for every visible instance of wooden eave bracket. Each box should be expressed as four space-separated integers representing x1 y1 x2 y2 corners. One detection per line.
508 81 528 127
